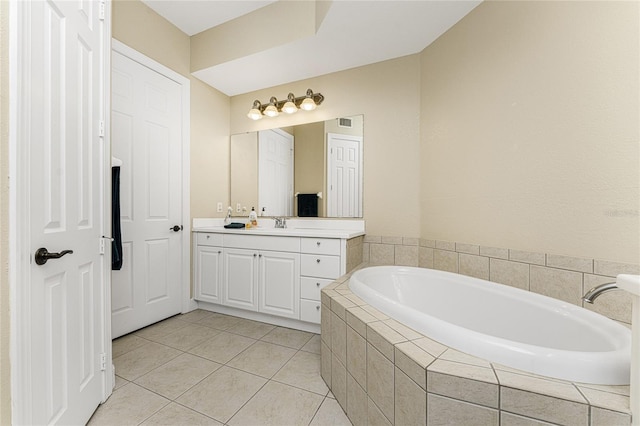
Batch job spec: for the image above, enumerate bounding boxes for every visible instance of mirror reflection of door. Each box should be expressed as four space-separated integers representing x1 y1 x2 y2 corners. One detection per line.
258 129 294 216
230 115 364 218
327 133 363 217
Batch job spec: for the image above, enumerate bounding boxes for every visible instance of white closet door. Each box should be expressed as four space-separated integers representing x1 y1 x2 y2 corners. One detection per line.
111 50 183 338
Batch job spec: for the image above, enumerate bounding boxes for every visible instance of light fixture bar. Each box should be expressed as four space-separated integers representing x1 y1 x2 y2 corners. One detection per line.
247 89 324 120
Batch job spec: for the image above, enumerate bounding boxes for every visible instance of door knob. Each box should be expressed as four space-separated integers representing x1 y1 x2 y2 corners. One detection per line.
170 225 183 232
34 247 73 265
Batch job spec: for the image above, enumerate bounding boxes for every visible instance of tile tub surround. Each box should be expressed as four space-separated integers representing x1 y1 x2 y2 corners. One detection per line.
321 268 632 426
363 236 640 325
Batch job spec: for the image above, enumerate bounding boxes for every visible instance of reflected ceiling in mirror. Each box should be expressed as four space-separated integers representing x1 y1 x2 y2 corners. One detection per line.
230 115 364 218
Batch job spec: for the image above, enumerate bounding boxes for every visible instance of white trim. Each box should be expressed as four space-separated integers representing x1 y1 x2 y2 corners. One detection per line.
9 0 32 423
100 1 113 401
111 39 194 315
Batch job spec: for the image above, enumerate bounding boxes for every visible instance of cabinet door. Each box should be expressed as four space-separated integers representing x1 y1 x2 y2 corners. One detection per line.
223 248 258 311
258 251 300 319
195 246 223 303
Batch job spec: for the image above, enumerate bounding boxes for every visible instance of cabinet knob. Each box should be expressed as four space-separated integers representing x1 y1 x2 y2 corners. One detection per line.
218 250 221 254
317 241 321 247
316 305 320 310
316 282 320 287
206 235 210 239
259 254 262 258
316 259 321 263
253 253 257 257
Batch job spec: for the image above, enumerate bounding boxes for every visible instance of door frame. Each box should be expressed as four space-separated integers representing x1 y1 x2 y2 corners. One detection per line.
112 39 193 315
326 133 363 217
8 1 114 422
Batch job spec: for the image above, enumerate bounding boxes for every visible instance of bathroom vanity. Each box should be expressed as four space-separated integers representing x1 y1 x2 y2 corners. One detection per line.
192 218 365 332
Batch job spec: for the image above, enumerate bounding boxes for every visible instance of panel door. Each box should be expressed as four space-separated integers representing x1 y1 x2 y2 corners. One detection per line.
327 133 363 217
22 0 108 423
258 129 294 217
258 251 300 319
195 246 223 304
223 248 258 311
111 50 183 338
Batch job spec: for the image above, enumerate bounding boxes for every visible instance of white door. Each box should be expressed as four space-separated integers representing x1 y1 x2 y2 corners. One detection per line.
327 133 363 217
111 50 183 338
15 0 110 424
258 251 300 319
258 129 294 216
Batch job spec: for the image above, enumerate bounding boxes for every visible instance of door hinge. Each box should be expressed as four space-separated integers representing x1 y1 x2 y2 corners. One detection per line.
99 1 105 21
100 236 113 255
100 353 107 371
99 120 105 137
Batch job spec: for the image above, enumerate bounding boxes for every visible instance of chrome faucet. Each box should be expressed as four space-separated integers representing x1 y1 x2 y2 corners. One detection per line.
274 217 287 229
582 282 618 304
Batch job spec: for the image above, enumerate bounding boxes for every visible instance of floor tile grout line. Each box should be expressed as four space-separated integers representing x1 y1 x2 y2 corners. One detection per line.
224 376 272 425
109 311 334 425
307 395 330 426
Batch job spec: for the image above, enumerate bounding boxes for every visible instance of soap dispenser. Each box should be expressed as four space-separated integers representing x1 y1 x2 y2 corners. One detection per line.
224 206 232 225
249 207 258 226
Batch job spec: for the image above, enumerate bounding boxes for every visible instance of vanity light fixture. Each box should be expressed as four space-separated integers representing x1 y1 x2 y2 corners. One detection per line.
300 89 318 111
247 100 263 120
282 93 298 114
263 97 280 117
247 89 324 120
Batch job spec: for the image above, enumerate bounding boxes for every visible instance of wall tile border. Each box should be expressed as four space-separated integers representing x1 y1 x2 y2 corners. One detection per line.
362 235 639 325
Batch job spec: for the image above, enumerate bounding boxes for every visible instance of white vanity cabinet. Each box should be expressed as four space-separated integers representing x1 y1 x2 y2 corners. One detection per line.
192 224 364 332
257 250 300 319
194 233 224 304
223 247 300 319
299 237 341 323
223 248 259 311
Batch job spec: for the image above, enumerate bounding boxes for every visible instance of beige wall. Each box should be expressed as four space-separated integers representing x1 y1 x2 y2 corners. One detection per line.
324 114 364 138
230 55 422 236
0 0 10 423
294 122 325 216
112 0 190 77
190 77 230 218
420 1 640 264
112 0 231 219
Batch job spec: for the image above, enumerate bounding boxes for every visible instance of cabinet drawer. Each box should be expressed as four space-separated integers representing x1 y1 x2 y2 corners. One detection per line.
197 232 223 247
300 238 340 256
300 277 333 301
300 298 322 324
224 234 300 252
300 254 340 279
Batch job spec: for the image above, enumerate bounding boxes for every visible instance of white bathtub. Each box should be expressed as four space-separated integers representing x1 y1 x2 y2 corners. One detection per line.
349 266 631 385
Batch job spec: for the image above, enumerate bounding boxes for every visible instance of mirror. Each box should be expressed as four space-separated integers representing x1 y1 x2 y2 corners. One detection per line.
230 115 364 218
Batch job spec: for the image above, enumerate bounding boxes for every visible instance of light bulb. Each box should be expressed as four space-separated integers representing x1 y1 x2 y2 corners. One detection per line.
300 97 316 111
247 108 262 120
264 104 279 117
282 100 297 114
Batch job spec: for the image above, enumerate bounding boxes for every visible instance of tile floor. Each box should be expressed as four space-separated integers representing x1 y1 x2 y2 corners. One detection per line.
89 310 352 426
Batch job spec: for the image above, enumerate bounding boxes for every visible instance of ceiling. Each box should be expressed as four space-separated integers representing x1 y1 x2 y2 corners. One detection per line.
142 0 482 96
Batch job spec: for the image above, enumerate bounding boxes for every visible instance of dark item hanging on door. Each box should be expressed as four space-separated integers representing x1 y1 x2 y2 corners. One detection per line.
112 166 123 270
